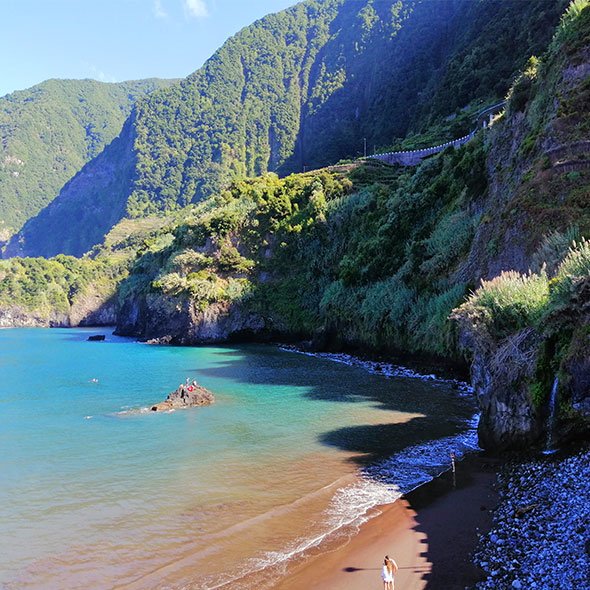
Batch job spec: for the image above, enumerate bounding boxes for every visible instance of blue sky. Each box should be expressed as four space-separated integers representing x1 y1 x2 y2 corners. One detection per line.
0 0 299 97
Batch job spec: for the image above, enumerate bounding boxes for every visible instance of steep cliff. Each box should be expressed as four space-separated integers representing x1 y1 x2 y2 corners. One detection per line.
0 0 587 454
453 0 590 450
0 256 118 328
111 0 590 452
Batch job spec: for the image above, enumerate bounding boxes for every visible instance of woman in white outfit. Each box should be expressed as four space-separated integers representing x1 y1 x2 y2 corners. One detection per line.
381 557 393 589
381 555 398 589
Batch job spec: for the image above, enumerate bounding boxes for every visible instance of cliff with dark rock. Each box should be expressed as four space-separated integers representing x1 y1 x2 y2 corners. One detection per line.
117 295 268 344
456 322 545 450
452 2 590 451
0 1 587 456
0 293 117 329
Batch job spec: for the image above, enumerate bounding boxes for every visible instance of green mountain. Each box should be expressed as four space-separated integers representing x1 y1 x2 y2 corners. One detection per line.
3 0 566 258
0 77 175 239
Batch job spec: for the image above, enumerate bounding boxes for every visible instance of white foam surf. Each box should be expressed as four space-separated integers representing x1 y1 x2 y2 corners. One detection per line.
197 350 480 589
198 413 481 590
280 346 473 395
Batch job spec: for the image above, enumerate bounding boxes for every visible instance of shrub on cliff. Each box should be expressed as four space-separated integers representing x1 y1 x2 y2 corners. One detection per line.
555 0 590 45
548 238 590 311
531 227 581 275
454 238 590 343
456 271 549 341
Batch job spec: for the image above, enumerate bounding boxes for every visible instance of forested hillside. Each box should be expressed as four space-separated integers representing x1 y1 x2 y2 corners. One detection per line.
48 0 587 355
114 0 590 448
0 77 174 240
3 0 567 258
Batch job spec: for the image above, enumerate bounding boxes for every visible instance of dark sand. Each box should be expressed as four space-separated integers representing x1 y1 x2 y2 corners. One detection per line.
274 454 499 590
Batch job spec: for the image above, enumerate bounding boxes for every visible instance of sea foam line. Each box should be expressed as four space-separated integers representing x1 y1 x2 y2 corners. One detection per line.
216 347 480 585
279 346 474 395
192 347 480 589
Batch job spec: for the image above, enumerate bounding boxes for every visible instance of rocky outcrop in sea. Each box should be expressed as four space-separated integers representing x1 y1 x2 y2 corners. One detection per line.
473 447 590 589
150 382 215 411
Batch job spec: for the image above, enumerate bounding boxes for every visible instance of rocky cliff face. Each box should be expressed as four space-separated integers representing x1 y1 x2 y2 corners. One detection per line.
457 307 590 451
448 5 590 451
456 318 545 450
116 294 268 344
0 292 117 328
0 306 70 328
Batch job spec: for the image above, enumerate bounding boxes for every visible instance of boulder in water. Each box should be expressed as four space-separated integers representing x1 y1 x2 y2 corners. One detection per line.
87 334 105 341
151 382 215 411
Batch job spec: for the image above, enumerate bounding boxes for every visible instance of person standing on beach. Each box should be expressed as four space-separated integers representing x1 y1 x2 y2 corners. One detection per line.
382 554 398 589
381 556 393 589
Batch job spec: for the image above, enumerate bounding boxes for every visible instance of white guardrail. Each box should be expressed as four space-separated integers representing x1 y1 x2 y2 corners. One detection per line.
369 101 506 165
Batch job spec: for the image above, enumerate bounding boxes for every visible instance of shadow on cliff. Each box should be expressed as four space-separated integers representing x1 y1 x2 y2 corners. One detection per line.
194 344 475 467
277 1 466 175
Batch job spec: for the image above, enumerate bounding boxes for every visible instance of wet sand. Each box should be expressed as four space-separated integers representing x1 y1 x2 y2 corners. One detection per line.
274 454 498 590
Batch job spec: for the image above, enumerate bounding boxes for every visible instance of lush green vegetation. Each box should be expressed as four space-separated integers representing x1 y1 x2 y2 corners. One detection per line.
110 0 589 359
449 0 590 432
0 78 174 237
113 134 488 355
1 0 587 371
0 215 171 320
456 271 550 340
419 0 568 127
0 256 120 316
454 237 590 404
5 0 566 259
126 0 564 217
550 237 590 310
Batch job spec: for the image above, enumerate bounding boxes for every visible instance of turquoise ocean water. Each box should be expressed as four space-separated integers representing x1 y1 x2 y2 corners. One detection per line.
0 328 478 589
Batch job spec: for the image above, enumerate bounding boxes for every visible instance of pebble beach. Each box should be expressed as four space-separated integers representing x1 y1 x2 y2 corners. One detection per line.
473 446 590 589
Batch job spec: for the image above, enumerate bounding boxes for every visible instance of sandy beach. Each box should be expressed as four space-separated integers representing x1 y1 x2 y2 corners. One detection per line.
274 454 498 590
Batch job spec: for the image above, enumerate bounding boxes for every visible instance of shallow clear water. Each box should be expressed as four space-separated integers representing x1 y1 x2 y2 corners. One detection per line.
0 328 477 589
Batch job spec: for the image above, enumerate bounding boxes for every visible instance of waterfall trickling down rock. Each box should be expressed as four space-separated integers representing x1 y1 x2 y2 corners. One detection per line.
543 376 559 454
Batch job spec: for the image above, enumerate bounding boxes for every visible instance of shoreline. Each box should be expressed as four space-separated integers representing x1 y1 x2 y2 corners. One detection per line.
1 324 469 382
280 345 474 395
271 453 499 590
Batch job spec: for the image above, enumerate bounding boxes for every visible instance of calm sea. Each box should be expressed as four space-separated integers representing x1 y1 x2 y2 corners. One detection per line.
0 328 478 589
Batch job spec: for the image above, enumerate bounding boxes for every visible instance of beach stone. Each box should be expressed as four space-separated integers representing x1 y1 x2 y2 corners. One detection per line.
473 448 590 590
151 382 215 411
